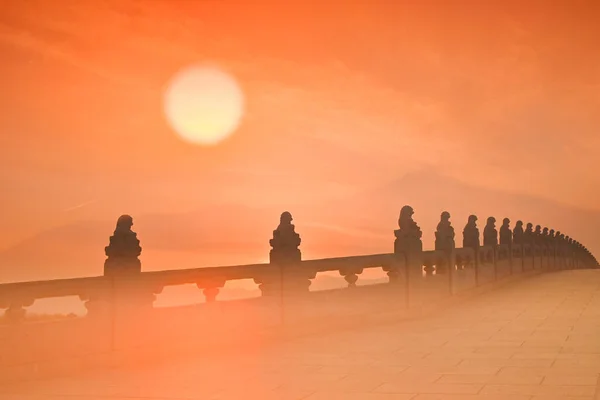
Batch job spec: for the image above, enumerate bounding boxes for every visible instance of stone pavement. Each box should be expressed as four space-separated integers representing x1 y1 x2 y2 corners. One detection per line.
2 269 600 400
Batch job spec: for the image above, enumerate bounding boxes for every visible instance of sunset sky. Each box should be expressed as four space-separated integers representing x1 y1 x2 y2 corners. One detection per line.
1 1 599 279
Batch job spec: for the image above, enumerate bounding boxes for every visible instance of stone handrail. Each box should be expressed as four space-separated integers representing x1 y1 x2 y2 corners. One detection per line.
0 277 110 320
0 207 597 384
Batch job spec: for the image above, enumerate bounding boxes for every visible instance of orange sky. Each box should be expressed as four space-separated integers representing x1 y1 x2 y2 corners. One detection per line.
1 1 599 277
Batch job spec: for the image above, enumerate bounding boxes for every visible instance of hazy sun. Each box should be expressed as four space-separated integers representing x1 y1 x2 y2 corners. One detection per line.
163 65 245 146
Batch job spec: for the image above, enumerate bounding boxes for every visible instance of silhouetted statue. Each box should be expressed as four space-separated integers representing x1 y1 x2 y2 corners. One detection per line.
558 233 567 255
541 227 550 251
554 231 562 253
483 217 498 247
513 220 524 245
394 205 423 253
534 225 542 239
523 223 534 244
542 227 549 240
499 218 512 246
104 214 142 276
435 211 455 252
269 211 301 264
556 231 563 246
549 229 555 241
566 237 573 254
462 215 480 249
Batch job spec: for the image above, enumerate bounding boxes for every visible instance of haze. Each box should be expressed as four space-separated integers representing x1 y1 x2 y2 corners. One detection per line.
1 1 599 282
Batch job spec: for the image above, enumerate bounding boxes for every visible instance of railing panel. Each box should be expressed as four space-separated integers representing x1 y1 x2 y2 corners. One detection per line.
0 277 111 323
496 245 512 279
496 259 511 280
523 244 534 271
356 267 391 287
534 245 543 270
0 238 594 382
477 246 496 285
539 249 547 270
547 250 556 270
407 251 451 308
452 248 477 293
511 245 524 274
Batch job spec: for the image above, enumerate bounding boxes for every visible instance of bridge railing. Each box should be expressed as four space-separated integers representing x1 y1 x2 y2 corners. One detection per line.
0 207 597 383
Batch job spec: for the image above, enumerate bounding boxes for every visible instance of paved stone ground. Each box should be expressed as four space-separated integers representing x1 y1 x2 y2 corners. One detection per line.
2 270 600 400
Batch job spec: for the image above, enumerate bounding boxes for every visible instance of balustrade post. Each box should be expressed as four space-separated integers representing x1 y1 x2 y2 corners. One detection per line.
483 217 499 281
548 230 555 270
462 214 481 285
100 214 156 350
558 233 565 270
499 218 513 277
434 211 456 294
493 246 498 281
257 261 314 298
445 249 455 295
394 206 423 308
567 238 575 269
518 245 525 272
508 243 514 275
258 212 313 301
112 277 157 315
533 225 541 270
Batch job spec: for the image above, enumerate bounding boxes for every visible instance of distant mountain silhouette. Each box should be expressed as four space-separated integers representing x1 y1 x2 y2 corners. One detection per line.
324 169 600 252
0 169 597 283
0 202 383 282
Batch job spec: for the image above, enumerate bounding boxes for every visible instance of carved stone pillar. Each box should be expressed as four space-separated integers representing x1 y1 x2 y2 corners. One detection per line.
261 212 312 297
104 215 142 277
102 215 154 316
463 215 480 251
523 223 534 256
269 212 301 265
434 211 455 274
394 205 424 277
483 217 498 248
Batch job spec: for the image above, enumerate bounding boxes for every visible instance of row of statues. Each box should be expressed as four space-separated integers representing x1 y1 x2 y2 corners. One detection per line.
102 207 598 276
103 211 305 275
389 206 595 265
437 213 583 252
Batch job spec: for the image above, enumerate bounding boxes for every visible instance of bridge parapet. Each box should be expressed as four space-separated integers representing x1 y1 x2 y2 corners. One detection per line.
0 207 597 383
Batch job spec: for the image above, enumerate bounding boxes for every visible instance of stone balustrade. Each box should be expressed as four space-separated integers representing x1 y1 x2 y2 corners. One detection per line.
0 208 597 383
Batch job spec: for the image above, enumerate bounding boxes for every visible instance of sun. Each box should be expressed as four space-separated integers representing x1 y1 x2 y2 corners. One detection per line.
163 65 245 146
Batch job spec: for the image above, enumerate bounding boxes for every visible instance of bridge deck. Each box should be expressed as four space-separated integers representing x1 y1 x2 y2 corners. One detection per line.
2 270 600 400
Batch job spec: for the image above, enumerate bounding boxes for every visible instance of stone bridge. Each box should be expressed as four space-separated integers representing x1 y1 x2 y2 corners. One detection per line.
0 206 598 400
